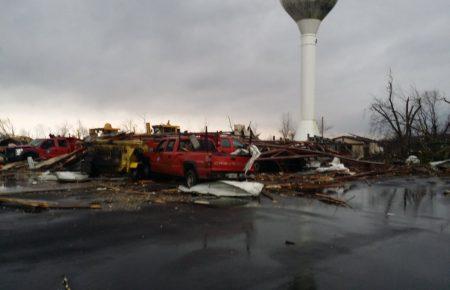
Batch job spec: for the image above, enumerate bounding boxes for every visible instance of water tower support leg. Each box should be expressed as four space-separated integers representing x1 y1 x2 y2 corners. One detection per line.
296 32 320 141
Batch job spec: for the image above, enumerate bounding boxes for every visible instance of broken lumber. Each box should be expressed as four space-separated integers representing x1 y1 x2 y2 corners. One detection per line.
334 170 394 181
261 190 276 201
32 148 85 170
0 197 101 210
313 193 351 208
158 188 180 194
0 161 27 172
0 184 99 196
265 182 344 192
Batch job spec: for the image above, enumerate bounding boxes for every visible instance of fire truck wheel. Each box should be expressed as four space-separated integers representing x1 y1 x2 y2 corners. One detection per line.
141 160 151 179
185 168 198 188
253 162 261 173
129 160 151 181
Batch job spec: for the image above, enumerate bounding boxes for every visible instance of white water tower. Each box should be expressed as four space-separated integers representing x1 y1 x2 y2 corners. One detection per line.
280 0 338 141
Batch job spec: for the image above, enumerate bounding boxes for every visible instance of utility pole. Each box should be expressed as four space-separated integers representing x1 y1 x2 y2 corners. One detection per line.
321 116 324 138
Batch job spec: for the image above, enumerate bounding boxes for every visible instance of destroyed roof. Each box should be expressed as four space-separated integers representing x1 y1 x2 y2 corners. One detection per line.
333 135 380 144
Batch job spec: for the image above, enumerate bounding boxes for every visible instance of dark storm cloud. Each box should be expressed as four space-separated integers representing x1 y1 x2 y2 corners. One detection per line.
0 0 449 135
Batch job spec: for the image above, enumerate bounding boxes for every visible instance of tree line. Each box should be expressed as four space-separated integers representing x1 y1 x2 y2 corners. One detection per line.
370 71 449 161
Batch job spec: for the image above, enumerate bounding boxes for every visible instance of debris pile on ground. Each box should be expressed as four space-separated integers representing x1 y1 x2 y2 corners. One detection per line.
254 161 417 207
406 155 421 165
179 181 264 197
55 171 90 183
1 148 86 173
316 157 354 175
430 160 450 172
0 132 449 213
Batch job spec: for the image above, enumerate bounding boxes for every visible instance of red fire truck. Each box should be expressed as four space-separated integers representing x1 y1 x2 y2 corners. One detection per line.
145 135 252 187
6 136 81 162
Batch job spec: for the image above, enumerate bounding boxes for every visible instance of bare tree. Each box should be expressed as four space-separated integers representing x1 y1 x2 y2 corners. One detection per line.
279 113 296 140
33 124 48 138
56 121 72 137
0 118 15 137
18 129 31 138
414 90 449 137
369 72 421 156
410 90 450 159
74 120 89 139
122 119 137 133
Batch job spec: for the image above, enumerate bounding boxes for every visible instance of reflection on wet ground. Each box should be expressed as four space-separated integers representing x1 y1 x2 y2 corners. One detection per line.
0 177 449 290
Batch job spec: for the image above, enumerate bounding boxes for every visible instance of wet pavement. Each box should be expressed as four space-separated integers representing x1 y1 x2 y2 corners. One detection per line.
1 177 449 290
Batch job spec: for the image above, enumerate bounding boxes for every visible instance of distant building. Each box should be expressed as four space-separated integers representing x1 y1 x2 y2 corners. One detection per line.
333 135 383 159
152 121 180 135
89 123 120 137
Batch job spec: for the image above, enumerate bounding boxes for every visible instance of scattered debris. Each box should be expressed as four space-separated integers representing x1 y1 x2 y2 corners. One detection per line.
0 161 27 172
244 139 388 174
406 155 421 165
32 148 85 171
179 181 264 197
0 130 448 214
0 183 100 196
244 145 262 175
316 157 353 175
55 171 90 183
261 191 276 202
430 160 450 171
38 171 58 181
285 240 296 246
313 193 351 208
192 197 251 208
258 170 368 207
61 275 72 290
0 197 101 211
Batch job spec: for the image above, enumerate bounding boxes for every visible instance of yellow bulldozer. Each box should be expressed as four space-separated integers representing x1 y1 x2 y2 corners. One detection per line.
82 122 182 178
82 124 149 178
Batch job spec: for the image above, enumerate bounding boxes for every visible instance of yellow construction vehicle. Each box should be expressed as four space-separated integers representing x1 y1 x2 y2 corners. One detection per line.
82 121 182 178
82 124 149 178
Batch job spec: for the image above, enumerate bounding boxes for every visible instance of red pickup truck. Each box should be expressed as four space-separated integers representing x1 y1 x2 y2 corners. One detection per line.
146 135 252 187
6 136 81 162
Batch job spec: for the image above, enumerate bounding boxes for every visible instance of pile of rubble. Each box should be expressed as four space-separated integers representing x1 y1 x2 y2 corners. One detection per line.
0 148 86 178
1 132 449 213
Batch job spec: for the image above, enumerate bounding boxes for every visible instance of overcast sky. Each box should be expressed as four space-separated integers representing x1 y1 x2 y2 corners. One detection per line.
0 0 449 138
